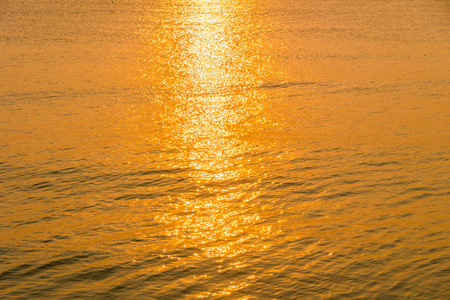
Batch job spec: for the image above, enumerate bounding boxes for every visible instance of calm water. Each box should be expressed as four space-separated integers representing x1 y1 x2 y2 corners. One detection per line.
1 0 449 298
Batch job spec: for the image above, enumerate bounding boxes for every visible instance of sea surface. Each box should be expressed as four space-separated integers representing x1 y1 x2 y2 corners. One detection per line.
1 0 449 298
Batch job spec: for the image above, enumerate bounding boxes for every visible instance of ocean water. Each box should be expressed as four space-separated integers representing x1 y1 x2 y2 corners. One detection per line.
0 0 449 298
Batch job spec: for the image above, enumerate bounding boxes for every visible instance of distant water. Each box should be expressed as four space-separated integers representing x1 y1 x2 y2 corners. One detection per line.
1 0 449 298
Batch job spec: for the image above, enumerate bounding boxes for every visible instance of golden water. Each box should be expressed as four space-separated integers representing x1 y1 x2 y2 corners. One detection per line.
0 0 449 298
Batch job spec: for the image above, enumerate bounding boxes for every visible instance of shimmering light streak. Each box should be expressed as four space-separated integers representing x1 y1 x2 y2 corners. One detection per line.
147 1 277 281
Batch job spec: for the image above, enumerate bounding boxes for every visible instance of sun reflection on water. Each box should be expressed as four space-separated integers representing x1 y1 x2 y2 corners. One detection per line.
146 0 279 285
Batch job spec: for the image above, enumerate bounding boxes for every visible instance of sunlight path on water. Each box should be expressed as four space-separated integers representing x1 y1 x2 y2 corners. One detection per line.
139 0 285 296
